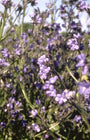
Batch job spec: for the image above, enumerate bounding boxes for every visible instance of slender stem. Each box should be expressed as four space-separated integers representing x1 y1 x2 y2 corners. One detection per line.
8 0 22 18
21 0 27 34
66 65 79 83
19 82 34 109
35 122 67 140
81 113 90 132
0 12 19 42
0 8 7 40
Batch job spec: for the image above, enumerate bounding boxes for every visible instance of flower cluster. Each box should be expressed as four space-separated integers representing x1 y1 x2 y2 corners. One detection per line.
37 55 50 79
0 0 90 139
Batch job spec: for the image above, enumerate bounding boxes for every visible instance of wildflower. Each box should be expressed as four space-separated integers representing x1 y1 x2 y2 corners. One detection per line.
1 48 9 58
35 99 41 105
78 82 90 98
0 58 9 66
32 123 40 132
31 109 38 117
45 133 49 139
67 38 79 51
82 65 88 75
2 0 12 8
75 53 86 67
14 48 21 55
74 115 82 123
71 21 77 29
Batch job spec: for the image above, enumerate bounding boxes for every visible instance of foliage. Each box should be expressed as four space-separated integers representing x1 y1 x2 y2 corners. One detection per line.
0 0 90 140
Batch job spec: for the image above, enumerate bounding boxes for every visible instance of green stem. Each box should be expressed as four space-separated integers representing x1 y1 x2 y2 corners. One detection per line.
19 82 34 109
21 0 27 35
0 8 7 40
81 112 90 132
35 122 67 140
8 0 22 18
0 13 19 42
66 65 79 83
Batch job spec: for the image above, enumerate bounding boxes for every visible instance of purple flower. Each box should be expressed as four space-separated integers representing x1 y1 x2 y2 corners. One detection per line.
32 123 40 132
82 65 88 75
15 101 22 108
5 82 11 88
14 49 21 55
0 58 9 66
49 76 58 84
21 33 27 40
71 21 77 29
46 89 56 97
35 99 41 105
56 54 61 61
55 89 75 105
28 29 32 35
22 120 27 127
29 43 34 50
78 1 86 10
19 115 23 120
1 48 9 58
7 103 13 109
38 55 49 65
42 83 50 90
55 94 67 104
45 133 49 139
39 65 50 79
2 0 11 7
54 60 60 68
74 115 82 123
67 38 79 51
31 109 38 116
0 122 6 127
78 82 90 98
41 106 46 113
75 53 86 67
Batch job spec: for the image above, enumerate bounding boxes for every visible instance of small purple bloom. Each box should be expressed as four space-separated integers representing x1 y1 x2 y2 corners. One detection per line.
22 120 27 127
78 82 90 98
79 1 86 10
1 48 9 58
49 76 58 84
82 65 88 75
14 49 21 55
74 115 82 122
0 58 9 66
0 122 6 127
54 60 60 68
75 53 86 67
31 109 38 116
67 38 79 51
5 82 11 88
45 133 49 139
71 21 77 29
35 99 41 105
21 32 27 40
32 123 40 132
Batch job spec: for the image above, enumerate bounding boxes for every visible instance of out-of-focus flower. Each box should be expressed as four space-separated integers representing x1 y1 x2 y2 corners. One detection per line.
32 123 40 132
74 115 82 123
0 58 9 66
78 82 90 99
31 109 38 117
2 0 12 8
67 38 79 51
75 53 86 67
1 48 9 58
45 133 49 139
82 65 88 75
71 21 77 29
78 1 86 10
